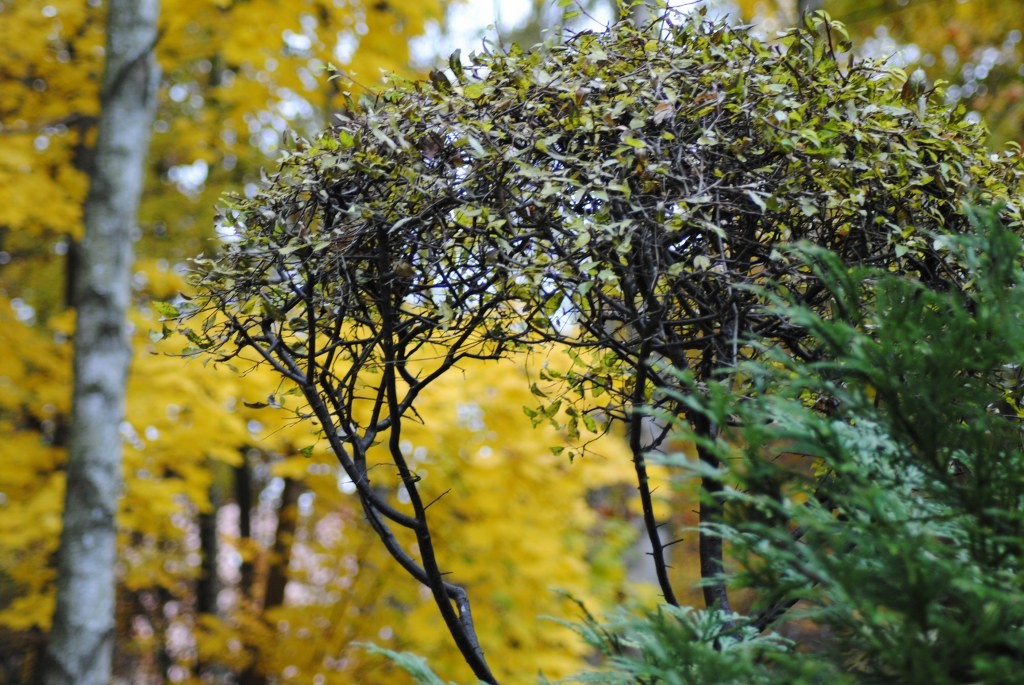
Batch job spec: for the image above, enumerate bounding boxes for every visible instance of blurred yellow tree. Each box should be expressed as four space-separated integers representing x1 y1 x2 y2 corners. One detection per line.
0 0 409 675
1 2 663 682
192 351 645 685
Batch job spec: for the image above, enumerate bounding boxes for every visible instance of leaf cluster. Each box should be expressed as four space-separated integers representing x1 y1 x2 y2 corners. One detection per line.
191 7 1024 417
577 206 1024 684
184 7 1024 681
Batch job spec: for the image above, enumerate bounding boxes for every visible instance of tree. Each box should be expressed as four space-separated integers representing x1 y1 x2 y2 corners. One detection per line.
42 1 160 684
732 0 1024 145
0 0 454 681
191 352 640 685
3 0 650 673
183 6 1024 680
569 206 1024 683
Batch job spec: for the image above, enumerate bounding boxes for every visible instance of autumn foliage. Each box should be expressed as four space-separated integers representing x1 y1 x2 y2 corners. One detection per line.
3 1 653 681
5 1 1024 683
735 0 1024 145
182 6 1023 682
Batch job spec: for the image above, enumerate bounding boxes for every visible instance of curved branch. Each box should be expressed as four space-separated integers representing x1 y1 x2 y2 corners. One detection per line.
628 356 679 606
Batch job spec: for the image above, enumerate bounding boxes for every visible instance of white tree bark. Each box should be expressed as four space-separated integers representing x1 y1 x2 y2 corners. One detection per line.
43 2 159 684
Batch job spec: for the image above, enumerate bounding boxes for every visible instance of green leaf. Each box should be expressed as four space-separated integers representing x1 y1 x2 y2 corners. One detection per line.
448 49 464 82
183 328 212 350
152 301 180 318
357 643 458 685
544 398 562 418
745 190 767 213
463 82 486 99
429 69 452 94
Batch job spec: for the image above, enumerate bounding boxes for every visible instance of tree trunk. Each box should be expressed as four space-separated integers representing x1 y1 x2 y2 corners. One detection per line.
262 478 302 611
198 461 229 616
239 477 303 685
196 469 228 685
43 2 159 684
692 414 732 615
235 458 256 598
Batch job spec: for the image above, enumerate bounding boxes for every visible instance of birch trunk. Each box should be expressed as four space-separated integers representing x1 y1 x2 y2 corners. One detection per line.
43 2 159 683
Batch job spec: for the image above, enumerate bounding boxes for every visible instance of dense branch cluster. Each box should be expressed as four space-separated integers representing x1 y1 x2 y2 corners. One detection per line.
183 9 1023 682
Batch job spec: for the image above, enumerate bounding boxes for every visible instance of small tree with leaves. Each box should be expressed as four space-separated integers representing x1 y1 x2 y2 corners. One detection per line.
568 205 1024 684
180 7 1023 681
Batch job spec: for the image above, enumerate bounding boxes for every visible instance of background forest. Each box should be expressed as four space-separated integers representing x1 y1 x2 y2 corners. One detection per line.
2 1 1024 684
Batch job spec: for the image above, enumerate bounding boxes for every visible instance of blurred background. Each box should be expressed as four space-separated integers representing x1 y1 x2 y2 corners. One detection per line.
1 1 1021 683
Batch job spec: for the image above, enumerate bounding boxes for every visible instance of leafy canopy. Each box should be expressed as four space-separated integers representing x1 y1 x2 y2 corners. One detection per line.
183 6 1024 681
189 6 1023 394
